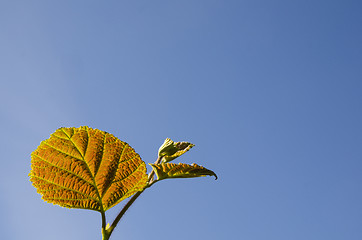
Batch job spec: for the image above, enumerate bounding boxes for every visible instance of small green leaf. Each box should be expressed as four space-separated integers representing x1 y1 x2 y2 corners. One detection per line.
149 163 217 180
158 138 195 162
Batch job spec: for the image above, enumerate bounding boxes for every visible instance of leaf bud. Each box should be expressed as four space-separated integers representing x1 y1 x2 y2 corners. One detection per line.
158 138 195 162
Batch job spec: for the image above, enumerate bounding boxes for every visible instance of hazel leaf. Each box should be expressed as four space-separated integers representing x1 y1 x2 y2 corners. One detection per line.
29 126 148 212
149 163 217 181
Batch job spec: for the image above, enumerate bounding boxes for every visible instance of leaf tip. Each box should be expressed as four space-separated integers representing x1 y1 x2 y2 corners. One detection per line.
213 173 218 180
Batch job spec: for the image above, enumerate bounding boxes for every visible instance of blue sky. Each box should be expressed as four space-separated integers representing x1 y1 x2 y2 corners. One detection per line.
1 1 361 240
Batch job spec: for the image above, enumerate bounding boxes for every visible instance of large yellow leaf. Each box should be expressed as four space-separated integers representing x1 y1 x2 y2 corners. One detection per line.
149 163 217 180
29 126 148 212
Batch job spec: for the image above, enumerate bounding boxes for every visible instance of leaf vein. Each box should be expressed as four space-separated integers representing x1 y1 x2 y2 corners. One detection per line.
112 162 145 184
43 142 84 162
101 143 128 198
32 153 95 187
31 175 99 201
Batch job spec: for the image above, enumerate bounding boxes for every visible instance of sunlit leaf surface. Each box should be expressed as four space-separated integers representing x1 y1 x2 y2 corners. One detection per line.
150 163 217 180
158 138 195 163
29 126 148 212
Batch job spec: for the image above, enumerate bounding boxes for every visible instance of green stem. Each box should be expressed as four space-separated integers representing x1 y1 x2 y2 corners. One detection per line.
147 156 162 185
107 191 143 237
102 228 110 240
100 211 109 240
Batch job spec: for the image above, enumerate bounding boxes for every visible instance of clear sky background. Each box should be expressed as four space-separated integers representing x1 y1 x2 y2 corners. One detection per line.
1 1 361 240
